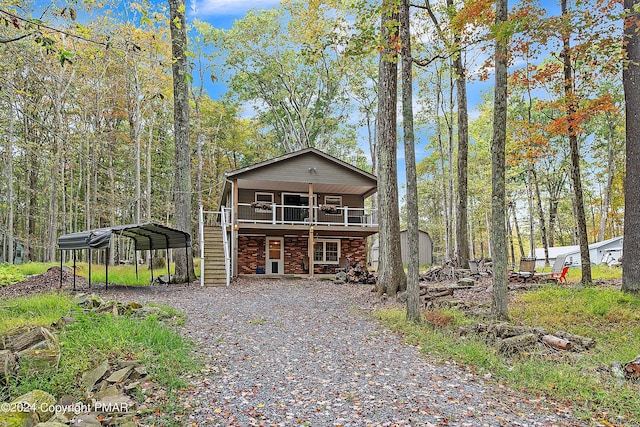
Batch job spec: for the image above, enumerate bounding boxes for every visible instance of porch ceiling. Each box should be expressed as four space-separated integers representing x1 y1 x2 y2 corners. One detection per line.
236 178 376 197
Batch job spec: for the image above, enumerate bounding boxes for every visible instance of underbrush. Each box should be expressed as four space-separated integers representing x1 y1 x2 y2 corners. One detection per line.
374 285 640 424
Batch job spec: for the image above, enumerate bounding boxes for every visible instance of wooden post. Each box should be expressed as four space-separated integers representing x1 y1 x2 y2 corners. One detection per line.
308 182 314 277
233 179 239 277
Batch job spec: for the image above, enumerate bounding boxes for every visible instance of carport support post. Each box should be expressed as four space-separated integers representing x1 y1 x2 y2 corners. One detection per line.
149 241 154 283
88 249 92 289
59 250 63 288
73 250 76 291
105 247 109 290
134 243 138 281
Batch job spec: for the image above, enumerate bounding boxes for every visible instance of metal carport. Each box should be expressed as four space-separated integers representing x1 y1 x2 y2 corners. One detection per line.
57 223 192 289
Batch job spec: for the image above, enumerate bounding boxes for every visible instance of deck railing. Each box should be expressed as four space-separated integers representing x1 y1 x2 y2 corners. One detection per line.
235 203 377 227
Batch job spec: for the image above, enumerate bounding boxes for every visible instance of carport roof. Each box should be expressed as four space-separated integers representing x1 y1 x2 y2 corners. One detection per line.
58 223 191 251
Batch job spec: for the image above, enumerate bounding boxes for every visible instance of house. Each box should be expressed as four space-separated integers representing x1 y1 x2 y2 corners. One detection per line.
201 148 378 284
533 236 623 267
370 230 433 269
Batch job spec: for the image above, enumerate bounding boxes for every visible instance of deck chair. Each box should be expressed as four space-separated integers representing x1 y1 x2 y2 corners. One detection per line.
469 259 489 277
535 253 568 281
551 266 570 283
509 257 537 282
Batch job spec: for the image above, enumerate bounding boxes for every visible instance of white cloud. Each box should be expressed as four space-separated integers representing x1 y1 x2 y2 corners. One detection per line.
191 0 281 16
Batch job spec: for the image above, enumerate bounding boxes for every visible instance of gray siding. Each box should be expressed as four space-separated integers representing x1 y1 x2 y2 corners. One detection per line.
371 230 433 268
399 230 433 266
236 152 375 187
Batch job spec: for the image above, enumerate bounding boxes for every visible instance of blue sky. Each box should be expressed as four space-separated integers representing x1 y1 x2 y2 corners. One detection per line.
184 0 563 196
183 0 490 198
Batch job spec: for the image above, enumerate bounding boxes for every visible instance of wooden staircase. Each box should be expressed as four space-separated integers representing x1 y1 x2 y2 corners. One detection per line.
203 226 227 286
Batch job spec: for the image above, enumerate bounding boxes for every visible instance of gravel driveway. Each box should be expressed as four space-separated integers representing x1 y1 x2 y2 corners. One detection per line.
106 278 584 427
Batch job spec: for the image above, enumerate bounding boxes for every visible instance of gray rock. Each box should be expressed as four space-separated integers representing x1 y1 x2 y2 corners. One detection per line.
81 360 109 395
131 306 172 320
457 277 476 286
71 414 101 427
106 366 133 383
93 385 120 400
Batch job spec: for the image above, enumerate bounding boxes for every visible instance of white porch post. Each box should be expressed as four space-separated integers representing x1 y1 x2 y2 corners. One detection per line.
308 182 314 277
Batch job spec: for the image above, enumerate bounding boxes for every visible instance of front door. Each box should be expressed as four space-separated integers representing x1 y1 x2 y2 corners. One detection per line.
266 237 284 274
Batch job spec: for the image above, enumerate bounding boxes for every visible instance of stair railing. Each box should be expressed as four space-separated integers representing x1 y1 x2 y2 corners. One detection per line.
199 205 232 287
220 206 231 287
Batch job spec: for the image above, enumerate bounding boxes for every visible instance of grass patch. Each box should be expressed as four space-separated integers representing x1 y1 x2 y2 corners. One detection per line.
75 261 201 285
3 261 202 287
564 265 622 282
0 264 26 287
0 293 75 333
374 285 640 424
1 293 198 415
13 262 59 276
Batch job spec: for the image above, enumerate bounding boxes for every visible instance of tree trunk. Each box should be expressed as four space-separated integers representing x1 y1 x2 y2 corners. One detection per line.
598 116 617 242
491 0 509 320
5 98 15 264
561 0 592 285
510 201 525 258
451 25 470 269
376 0 406 297
169 0 196 283
400 0 420 322
129 61 143 224
435 69 451 260
623 0 640 292
531 166 549 265
506 205 516 267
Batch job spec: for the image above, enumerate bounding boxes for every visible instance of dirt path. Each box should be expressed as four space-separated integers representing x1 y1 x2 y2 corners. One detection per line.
104 279 584 427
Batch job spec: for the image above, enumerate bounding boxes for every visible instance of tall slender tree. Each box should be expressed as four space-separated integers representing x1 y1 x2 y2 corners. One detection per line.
376 0 406 297
420 0 470 267
169 0 196 283
623 0 640 292
400 0 420 321
561 0 592 285
491 0 509 320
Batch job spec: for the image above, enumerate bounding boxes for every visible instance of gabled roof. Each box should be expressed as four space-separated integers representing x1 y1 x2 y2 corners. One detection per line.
534 236 623 259
220 148 378 206
226 147 377 182
589 236 623 249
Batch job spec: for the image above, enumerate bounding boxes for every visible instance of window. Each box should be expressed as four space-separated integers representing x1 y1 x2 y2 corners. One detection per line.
253 192 274 213
321 195 342 215
314 240 340 263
